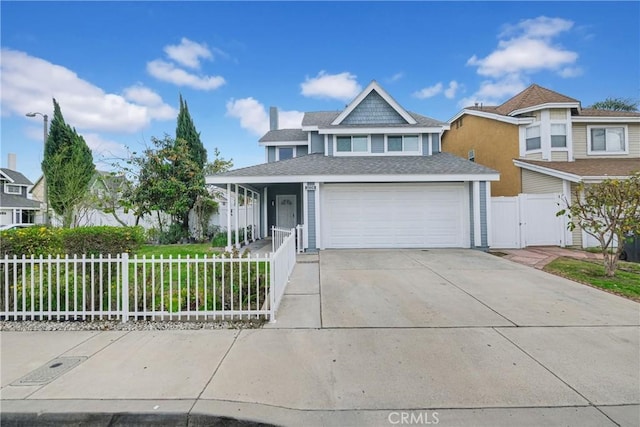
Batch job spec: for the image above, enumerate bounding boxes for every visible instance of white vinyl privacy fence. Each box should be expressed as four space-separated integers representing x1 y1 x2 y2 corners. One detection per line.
0 228 298 323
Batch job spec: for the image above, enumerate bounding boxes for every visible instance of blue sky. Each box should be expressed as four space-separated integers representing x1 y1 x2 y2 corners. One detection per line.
1 1 638 181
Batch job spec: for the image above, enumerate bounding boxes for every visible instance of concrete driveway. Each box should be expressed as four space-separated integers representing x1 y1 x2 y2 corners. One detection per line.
2 249 639 426
319 249 639 328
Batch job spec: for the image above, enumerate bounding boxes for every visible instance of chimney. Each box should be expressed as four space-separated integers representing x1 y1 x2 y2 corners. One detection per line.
269 106 278 131
7 153 16 171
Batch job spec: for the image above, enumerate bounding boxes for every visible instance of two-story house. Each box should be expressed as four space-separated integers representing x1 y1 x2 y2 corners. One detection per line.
442 84 640 247
0 155 41 227
207 81 498 251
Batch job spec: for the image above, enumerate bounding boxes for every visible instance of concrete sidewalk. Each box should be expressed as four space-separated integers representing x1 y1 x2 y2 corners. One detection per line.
1 249 638 426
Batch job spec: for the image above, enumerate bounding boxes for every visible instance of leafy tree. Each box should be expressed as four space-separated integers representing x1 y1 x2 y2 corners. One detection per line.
590 97 638 112
177 95 207 168
557 172 640 277
125 135 206 234
203 147 233 175
41 99 95 228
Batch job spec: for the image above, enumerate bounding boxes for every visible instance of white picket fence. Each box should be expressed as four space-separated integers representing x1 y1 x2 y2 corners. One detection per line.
0 228 298 323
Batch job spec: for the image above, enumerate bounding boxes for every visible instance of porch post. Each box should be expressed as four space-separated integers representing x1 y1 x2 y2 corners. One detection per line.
244 186 249 245
253 192 262 239
302 182 308 250
263 187 268 240
226 183 232 252
234 184 240 249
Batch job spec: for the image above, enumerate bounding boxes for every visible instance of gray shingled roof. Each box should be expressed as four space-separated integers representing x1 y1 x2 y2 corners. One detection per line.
301 111 446 128
259 129 308 143
302 111 340 127
211 153 496 178
0 168 33 185
0 193 40 209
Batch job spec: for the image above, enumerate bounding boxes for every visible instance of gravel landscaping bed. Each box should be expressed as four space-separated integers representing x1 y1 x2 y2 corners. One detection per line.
0 318 267 332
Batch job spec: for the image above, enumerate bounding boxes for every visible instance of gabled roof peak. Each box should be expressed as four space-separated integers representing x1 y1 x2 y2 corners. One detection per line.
496 84 579 116
331 80 417 125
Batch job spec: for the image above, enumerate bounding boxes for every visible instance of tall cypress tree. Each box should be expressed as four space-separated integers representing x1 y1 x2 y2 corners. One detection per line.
176 94 207 169
41 98 95 227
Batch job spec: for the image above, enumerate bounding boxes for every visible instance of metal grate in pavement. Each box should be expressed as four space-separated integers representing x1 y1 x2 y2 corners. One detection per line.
11 356 87 386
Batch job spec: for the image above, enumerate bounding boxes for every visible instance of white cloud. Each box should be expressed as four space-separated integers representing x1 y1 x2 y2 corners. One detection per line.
123 84 177 119
387 72 404 83
462 16 580 108
413 83 443 99
83 133 129 159
467 16 577 78
558 66 583 78
164 38 213 69
1 48 175 133
279 110 305 129
467 38 578 78
300 71 361 101
499 16 574 39
147 59 225 91
444 81 460 99
226 97 304 136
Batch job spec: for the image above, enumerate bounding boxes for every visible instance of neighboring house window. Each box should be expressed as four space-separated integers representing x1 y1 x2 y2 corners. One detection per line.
588 126 627 154
277 147 294 160
14 209 35 224
387 135 420 153
336 136 368 153
525 126 541 151
551 124 567 148
5 184 21 194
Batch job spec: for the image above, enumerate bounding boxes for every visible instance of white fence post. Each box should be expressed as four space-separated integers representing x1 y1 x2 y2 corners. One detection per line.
121 253 129 323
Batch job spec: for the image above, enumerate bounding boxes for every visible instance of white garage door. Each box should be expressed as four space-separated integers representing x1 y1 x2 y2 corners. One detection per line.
322 183 468 249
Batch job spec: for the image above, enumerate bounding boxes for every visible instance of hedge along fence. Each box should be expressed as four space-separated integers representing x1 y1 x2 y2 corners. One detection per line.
0 226 145 257
0 251 271 321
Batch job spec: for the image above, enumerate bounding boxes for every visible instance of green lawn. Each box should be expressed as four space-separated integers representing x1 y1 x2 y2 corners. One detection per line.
135 243 219 258
544 257 640 301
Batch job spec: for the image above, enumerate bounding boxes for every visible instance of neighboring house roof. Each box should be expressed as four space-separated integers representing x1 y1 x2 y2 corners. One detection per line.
577 108 640 117
0 193 40 209
259 129 308 143
0 168 33 185
208 153 498 183
515 158 640 182
494 84 579 116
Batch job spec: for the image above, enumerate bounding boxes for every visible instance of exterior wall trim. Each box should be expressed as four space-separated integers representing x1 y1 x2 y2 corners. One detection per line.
207 173 500 185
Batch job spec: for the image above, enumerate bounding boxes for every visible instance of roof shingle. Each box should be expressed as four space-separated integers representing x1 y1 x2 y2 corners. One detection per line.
517 158 640 178
210 153 497 179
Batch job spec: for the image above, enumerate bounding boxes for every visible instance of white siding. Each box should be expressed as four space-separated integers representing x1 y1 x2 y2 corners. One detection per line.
522 169 563 193
524 152 544 160
551 151 569 161
550 109 567 120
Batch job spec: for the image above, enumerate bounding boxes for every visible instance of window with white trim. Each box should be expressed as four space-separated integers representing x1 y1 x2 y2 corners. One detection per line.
5 184 21 194
550 123 567 148
336 136 368 153
387 135 420 153
588 126 626 154
525 126 541 151
277 147 294 160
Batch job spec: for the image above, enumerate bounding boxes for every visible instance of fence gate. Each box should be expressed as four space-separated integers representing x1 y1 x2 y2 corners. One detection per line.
491 193 565 249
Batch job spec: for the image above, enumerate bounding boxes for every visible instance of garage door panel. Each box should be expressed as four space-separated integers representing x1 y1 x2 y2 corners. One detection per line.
322 184 466 249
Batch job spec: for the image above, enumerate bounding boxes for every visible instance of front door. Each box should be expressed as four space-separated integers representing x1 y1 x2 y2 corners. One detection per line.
276 195 297 229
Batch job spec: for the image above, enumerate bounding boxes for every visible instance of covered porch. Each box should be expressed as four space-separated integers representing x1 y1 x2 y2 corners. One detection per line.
209 181 304 253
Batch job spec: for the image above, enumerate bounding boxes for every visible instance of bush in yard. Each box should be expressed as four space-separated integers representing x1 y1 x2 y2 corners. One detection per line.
61 226 145 255
158 223 189 245
0 226 63 257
